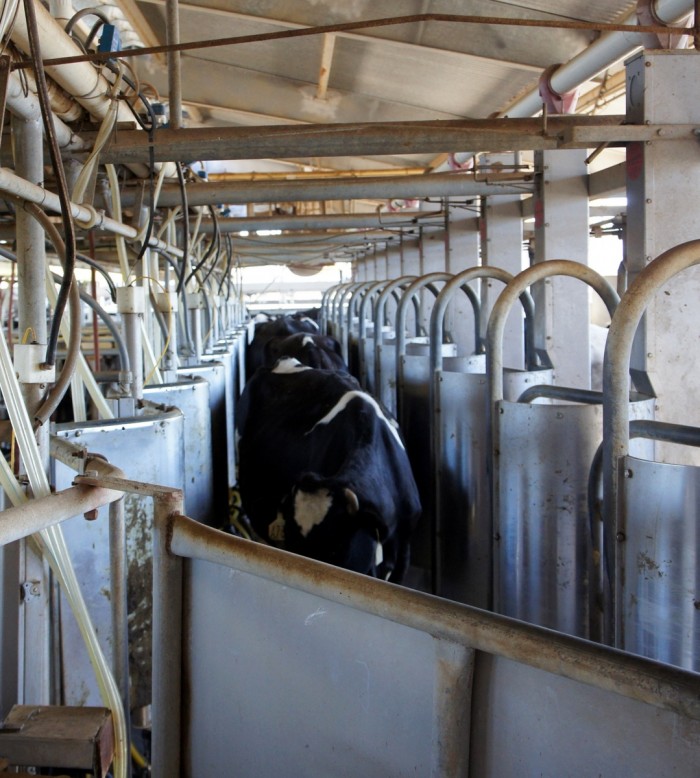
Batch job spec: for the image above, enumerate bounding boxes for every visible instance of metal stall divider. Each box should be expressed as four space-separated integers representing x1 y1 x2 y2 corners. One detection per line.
372 276 417 413
488 260 654 640
344 280 378 377
357 280 390 393
603 238 700 670
203 343 237 490
430 266 544 605
326 281 355 340
334 281 367 366
394 272 454 591
143 376 215 525
178 362 229 522
52 408 186 713
152 512 700 778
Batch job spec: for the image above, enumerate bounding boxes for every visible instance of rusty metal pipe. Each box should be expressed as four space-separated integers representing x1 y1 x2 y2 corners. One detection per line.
167 514 700 723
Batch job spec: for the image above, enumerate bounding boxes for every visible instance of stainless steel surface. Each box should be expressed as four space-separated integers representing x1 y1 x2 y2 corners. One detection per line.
488 260 621 635
53 410 186 710
179 362 229 521
152 512 700 776
603 238 700 652
620 454 700 671
144 377 214 523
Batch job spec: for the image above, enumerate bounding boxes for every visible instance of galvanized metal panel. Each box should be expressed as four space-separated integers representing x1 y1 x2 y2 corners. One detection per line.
620 455 699 671
182 558 473 777
495 396 654 638
203 347 236 489
53 410 185 709
435 364 552 606
469 652 700 778
179 362 229 523
144 377 214 524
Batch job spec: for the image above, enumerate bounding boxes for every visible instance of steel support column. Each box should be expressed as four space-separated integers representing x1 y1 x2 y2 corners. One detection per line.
625 49 700 466
481 158 526 368
533 149 591 387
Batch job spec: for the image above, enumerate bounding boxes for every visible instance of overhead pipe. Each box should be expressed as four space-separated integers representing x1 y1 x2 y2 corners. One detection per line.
0 166 184 257
12 0 176 177
119 173 532 209
197 212 444 233
438 0 696 170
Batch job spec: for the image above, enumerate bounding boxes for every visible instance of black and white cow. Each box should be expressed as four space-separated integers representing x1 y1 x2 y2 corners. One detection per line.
246 314 319 378
236 357 421 582
263 332 348 372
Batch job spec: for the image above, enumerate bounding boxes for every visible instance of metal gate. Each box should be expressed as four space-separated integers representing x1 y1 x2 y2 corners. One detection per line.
489 260 653 639
431 266 546 606
603 239 700 670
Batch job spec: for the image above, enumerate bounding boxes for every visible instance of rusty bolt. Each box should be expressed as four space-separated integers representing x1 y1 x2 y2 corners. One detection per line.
84 508 99 521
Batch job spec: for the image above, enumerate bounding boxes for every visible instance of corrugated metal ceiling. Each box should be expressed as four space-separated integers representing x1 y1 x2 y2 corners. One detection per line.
123 0 638 170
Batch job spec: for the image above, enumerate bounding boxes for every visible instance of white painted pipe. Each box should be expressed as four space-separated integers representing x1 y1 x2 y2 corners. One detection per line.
439 0 695 170
12 0 177 177
0 166 184 256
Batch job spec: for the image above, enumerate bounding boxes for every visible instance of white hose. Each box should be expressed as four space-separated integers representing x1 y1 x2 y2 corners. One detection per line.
0 327 127 778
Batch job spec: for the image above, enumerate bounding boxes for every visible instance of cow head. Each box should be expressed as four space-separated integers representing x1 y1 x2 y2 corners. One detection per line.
276 473 391 578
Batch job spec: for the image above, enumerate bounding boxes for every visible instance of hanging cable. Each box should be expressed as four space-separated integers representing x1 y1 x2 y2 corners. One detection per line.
175 162 190 293
23 0 76 368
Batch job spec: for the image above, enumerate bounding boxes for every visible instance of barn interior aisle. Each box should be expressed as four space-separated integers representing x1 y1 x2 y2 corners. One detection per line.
0 1 697 776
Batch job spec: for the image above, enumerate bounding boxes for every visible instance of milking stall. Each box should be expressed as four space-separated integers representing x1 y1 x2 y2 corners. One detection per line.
0 0 698 776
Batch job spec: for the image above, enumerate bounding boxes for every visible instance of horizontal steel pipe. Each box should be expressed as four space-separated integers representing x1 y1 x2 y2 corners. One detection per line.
86 116 624 165
119 173 532 208
168 513 700 722
0 483 124 547
198 212 443 233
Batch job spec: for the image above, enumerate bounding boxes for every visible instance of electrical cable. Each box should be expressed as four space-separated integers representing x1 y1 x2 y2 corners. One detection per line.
217 233 232 296
185 205 219 288
23 0 76 369
63 6 110 38
175 163 190 293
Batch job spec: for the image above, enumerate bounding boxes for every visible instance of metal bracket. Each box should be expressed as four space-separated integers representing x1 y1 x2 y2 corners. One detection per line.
538 63 579 115
20 581 41 602
73 473 183 500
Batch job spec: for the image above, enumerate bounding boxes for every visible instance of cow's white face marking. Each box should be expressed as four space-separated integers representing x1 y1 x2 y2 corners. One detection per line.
272 356 312 374
300 317 319 331
301 335 314 347
293 487 333 537
309 391 404 449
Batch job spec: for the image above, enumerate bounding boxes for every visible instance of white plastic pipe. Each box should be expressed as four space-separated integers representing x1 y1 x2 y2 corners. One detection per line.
439 0 695 170
12 0 177 177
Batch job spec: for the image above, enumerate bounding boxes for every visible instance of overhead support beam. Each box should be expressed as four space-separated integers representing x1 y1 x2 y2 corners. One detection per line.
316 33 337 100
89 116 635 165
197 212 444 233
118 173 532 208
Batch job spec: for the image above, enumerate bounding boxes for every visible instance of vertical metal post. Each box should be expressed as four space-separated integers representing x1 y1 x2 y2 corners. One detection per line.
151 493 184 778
480 160 525 368
532 148 590 387
13 113 51 705
117 287 145 401
166 0 182 130
108 496 131 757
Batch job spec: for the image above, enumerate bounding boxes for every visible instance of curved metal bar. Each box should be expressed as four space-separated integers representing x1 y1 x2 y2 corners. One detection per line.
373 276 417 401
488 259 619 408
429 265 537 378
517 385 604 405
395 273 453 359
602 238 700 646
334 281 366 361
357 280 390 389
326 280 356 339
320 283 342 334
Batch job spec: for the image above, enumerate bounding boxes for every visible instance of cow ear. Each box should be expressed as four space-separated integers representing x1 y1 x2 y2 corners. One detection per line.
343 487 360 515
